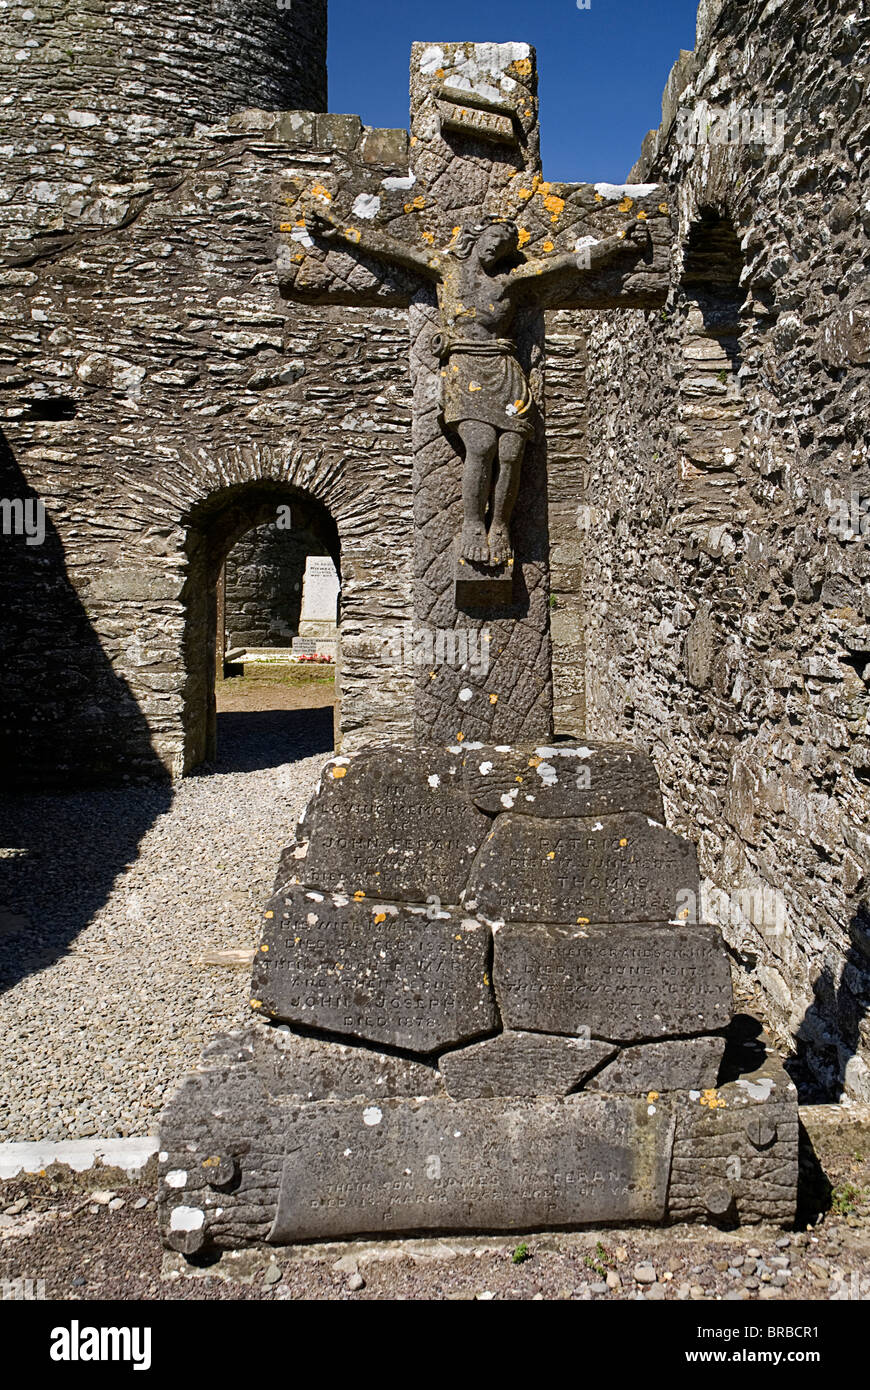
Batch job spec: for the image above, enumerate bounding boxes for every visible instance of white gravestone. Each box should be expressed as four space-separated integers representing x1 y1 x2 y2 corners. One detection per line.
294 554 340 658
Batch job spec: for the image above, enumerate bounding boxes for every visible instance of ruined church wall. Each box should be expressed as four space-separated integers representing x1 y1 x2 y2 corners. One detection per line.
581 0 870 1096
1 116 415 783
0 0 328 259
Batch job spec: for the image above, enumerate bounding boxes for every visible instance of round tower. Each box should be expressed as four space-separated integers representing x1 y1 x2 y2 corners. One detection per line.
1 0 328 257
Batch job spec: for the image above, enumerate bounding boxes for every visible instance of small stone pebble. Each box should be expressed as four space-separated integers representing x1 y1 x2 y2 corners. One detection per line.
634 1263 656 1284
347 1272 365 1292
264 1264 282 1286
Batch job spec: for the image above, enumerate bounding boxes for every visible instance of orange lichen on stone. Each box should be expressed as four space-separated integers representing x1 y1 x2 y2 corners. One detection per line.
310 183 331 201
512 57 533 77
489 693 498 704
353 890 365 900
542 193 565 223
658 202 669 214
331 766 347 779
264 910 274 919
618 197 634 212
543 240 554 253
374 912 386 924
517 227 531 248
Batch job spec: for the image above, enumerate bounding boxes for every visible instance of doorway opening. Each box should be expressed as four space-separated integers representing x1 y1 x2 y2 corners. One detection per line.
182 482 340 773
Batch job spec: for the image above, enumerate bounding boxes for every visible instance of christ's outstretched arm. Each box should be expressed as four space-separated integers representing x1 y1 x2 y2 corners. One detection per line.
305 204 445 283
508 222 650 297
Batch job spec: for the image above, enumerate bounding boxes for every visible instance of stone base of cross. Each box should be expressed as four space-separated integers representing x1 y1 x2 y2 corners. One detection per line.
277 42 673 746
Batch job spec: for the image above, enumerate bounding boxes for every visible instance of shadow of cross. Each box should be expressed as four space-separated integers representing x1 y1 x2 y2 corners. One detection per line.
277 41 673 746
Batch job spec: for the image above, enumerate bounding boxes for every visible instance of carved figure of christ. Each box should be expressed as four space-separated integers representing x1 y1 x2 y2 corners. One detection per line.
305 202 649 567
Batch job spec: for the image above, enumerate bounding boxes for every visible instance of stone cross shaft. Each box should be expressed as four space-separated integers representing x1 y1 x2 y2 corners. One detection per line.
277 42 673 746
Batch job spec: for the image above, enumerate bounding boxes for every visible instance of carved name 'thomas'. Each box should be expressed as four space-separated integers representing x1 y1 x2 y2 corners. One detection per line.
468 812 699 923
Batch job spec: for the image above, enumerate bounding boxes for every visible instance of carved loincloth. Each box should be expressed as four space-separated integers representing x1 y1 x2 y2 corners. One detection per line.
437 336 534 440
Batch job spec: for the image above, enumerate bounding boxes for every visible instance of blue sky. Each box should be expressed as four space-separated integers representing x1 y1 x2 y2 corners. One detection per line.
327 0 700 183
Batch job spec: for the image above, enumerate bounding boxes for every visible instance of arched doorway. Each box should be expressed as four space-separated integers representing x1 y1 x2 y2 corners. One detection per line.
182 481 340 771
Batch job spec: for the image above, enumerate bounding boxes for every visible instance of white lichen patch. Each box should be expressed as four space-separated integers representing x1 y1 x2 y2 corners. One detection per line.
164 1170 187 1188
458 688 473 702
169 1206 204 1232
427 773 441 788
593 182 660 200
363 1106 383 1127
351 192 381 220
382 173 416 192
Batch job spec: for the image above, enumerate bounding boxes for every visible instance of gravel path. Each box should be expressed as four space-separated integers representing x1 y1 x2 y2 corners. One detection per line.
0 707 331 1141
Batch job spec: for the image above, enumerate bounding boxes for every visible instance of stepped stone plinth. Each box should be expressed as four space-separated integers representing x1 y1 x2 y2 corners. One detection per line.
158 742 799 1252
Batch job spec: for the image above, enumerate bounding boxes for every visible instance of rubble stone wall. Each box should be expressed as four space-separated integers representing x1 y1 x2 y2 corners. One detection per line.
580 0 870 1098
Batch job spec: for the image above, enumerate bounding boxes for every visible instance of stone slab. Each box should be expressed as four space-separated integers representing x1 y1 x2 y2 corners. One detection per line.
253 888 497 1054
299 554 340 622
463 742 664 820
439 1031 616 1099
454 545 515 610
588 1036 726 1093
670 1050 799 1226
298 748 491 903
269 1094 676 1241
493 923 733 1042
201 1023 444 1101
467 812 699 923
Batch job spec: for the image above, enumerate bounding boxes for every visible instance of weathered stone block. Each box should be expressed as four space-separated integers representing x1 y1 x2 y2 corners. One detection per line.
202 1022 444 1101
467 812 699 923
253 888 497 1053
440 1030 616 1099
269 1094 676 1241
669 1052 799 1226
493 922 732 1041
299 748 490 903
588 1036 726 1093
359 126 410 165
314 112 362 151
463 742 664 819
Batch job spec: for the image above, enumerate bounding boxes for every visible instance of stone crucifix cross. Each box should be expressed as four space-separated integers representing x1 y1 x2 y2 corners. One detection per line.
277 42 673 747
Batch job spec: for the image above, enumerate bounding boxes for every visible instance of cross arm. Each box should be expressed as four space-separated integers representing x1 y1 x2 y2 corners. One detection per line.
305 203 443 284
509 222 649 300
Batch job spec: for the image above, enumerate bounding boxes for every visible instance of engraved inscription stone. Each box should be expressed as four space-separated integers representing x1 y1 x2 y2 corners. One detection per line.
588 1036 726 1093
494 923 732 1041
440 1030 616 1099
300 748 491 903
467 812 699 923
269 1094 676 1241
463 742 664 820
436 98 517 146
299 554 340 625
254 887 497 1053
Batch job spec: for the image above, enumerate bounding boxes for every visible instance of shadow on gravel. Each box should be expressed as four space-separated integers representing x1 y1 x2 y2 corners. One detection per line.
202 707 334 776
0 427 175 991
0 782 172 994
